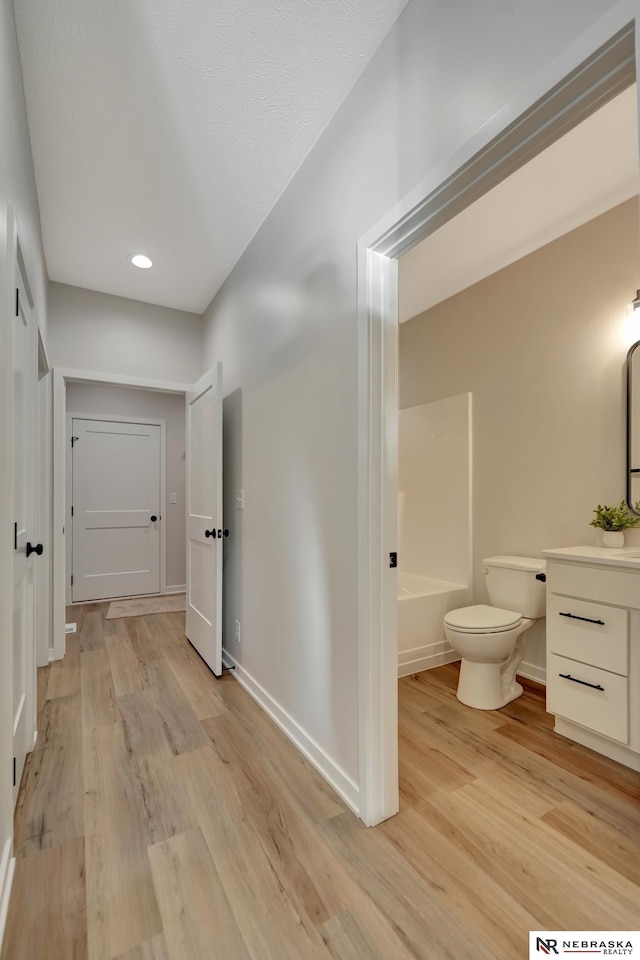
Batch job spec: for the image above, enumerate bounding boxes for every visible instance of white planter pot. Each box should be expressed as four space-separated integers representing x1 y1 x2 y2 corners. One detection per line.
602 530 624 548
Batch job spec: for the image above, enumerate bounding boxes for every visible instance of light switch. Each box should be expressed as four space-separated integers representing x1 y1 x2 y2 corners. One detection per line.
169 492 178 504
235 489 245 510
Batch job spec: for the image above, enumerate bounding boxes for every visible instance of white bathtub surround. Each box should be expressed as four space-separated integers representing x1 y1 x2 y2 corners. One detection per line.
398 394 472 586
397 573 468 677
397 394 472 675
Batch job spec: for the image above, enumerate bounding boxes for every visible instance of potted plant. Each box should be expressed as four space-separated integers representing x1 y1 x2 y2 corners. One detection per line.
589 501 640 547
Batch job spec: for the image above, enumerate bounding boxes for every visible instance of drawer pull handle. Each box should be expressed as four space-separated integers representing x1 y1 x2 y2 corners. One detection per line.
559 612 605 625
559 672 605 692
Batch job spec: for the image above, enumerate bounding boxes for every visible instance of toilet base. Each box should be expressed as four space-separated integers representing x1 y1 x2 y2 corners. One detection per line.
456 659 524 710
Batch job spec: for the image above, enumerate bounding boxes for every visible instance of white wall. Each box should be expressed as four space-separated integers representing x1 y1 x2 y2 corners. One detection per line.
398 395 471 588
65 382 186 591
200 0 620 799
399 198 639 683
47 282 202 384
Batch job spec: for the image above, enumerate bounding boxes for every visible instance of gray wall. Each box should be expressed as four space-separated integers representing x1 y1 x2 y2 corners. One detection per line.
47 282 203 384
66 382 187 590
201 0 621 793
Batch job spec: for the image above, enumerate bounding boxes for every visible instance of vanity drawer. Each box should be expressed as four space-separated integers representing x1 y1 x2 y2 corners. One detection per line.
547 594 628 675
547 560 640 609
547 653 629 744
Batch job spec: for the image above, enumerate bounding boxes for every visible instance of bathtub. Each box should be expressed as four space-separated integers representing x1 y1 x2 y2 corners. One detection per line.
397 571 469 677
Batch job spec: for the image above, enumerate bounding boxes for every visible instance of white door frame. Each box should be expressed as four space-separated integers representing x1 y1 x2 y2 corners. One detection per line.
36 332 51 669
52 369 189 660
65 414 167 605
357 4 638 826
0 201 14 960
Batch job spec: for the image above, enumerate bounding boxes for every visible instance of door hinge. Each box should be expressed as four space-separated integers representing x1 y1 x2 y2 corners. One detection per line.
15 288 19 317
389 552 398 569
71 436 79 447
71 574 74 586
71 505 74 517
14 522 17 550
13 757 16 787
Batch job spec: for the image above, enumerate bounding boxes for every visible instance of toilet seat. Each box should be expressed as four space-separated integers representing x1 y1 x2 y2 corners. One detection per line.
444 603 522 634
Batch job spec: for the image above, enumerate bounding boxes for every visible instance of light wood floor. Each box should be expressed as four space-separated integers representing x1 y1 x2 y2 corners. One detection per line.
3 605 639 959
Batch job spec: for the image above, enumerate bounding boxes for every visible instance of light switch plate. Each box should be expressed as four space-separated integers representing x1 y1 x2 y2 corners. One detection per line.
169 492 178 504
235 489 245 509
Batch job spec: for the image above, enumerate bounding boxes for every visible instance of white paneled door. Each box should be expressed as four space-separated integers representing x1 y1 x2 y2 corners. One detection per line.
12 260 38 802
186 364 223 676
71 419 161 601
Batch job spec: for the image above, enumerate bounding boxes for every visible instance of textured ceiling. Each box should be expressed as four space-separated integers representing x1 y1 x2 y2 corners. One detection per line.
14 0 409 313
400 85 639 323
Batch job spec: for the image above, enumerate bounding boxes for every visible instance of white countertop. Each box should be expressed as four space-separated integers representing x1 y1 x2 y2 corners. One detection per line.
542 545 640 569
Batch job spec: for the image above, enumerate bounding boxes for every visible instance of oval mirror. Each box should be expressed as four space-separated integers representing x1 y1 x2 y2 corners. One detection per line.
627 339 640 514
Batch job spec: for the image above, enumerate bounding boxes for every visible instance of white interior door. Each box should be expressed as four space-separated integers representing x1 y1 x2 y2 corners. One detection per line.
186 363 223 675
71 418 161 602
12 262 37 801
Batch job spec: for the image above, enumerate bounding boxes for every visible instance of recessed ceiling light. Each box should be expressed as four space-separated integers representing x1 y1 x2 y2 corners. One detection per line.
131 254 153 269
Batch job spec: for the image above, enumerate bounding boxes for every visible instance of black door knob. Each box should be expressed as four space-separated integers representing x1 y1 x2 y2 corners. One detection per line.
26 542 43 558
217 529 229 538
205 529 217 538
150 515 158 522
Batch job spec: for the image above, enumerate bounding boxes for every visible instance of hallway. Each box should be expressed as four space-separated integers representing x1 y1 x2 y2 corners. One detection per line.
3 606 639 959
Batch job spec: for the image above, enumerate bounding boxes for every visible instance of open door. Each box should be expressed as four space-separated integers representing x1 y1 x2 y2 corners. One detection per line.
12 251 38 801
186 363 223 675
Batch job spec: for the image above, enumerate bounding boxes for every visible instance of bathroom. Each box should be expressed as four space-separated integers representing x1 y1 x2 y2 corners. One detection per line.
395 85 640 776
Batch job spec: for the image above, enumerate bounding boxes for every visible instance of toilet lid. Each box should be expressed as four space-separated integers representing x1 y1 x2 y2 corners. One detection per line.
444 604 522 633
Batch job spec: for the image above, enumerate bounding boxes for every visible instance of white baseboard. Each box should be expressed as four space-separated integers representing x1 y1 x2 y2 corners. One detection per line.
398 646 547 687
517 661 546 685
165 584 186 595
398 640 458 678
221 650 359 816
0 839 15 952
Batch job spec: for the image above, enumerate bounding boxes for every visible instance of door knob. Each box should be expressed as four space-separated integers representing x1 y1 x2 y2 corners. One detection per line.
218 529 229 538
205 529 217 538
26 542 43 558
150 515 158 522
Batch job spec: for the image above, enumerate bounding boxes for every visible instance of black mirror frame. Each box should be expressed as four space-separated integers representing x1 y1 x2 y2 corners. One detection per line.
627 339 640 515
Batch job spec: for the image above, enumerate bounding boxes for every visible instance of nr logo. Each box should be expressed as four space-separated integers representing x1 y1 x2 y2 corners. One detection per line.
536 939 559 956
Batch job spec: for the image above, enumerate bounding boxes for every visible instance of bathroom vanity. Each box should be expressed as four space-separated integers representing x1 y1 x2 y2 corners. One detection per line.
542 545 640 771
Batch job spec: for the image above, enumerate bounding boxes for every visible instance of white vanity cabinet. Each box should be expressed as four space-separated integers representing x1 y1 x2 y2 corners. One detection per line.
543 546 640 772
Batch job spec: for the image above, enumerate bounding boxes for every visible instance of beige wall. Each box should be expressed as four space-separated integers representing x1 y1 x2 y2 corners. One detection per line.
399 198 640 679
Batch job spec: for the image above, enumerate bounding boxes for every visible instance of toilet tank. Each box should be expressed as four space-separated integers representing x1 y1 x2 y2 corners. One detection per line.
483 556 546 618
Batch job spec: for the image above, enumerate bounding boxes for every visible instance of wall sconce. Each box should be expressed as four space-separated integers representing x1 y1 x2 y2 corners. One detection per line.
624 290 640 346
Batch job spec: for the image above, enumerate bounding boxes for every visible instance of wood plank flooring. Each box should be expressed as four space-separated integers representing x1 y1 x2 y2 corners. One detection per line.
3 606 639 959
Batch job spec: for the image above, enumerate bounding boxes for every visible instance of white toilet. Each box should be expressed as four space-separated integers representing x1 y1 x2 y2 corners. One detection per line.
443 556 546 710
